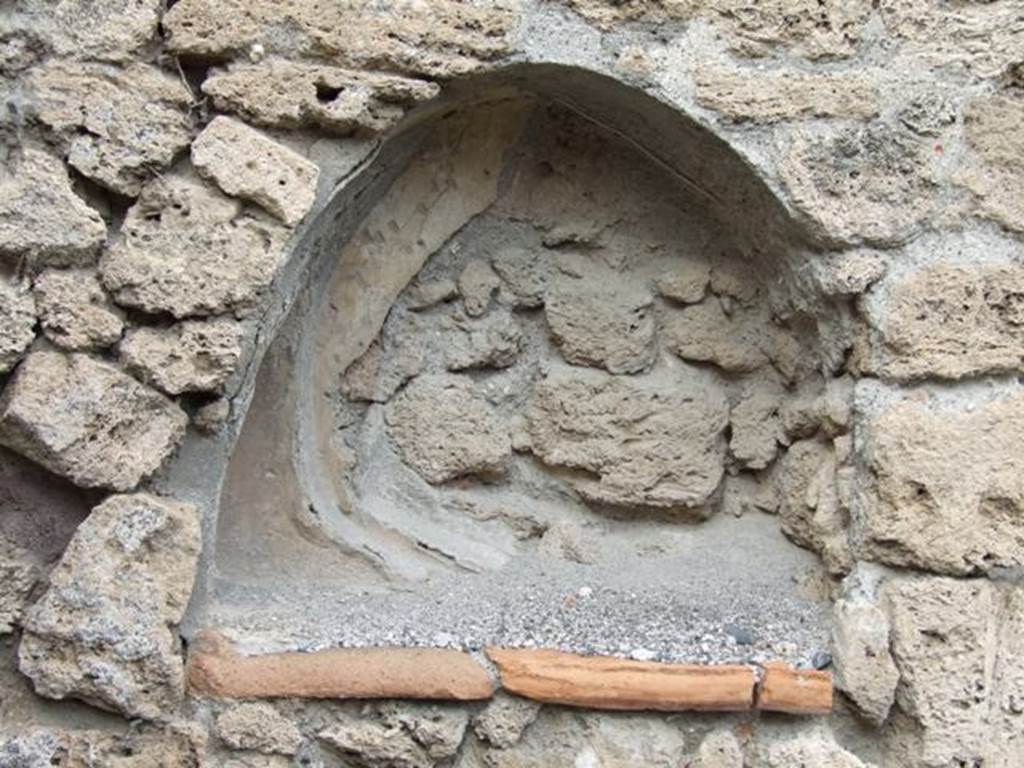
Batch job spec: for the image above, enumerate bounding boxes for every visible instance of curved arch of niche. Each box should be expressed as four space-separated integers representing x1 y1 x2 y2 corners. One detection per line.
190 64 840 666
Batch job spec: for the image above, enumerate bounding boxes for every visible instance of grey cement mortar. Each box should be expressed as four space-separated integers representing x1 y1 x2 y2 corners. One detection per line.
203 512 830 668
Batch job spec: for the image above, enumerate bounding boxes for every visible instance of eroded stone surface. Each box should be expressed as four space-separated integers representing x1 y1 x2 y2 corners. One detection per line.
780 125 933 246
203 59 440 135
753 728 873 768
545 279 655 374
120 318 244 396
444 310 522 371
191 116 319 226
164 0 518 79
883 577 996 767
27 61 194 196
0 277 36 373
958 95 1024 233
101 171 286 318
860 392 1024 575
832 591 898 725
216 703 303 755
662 299 771 373
342 337 425 403
473 693 541 749
458 260 500 318
7 0 162 62
527 367 728 512
654 259 710 304
0 536 38 635
696 70 879 122
567 0 873 60
0 351 187 491
869 263 1024 380
33 268 123 351
695 730 744 768
776 439 851 574
880 0 1024 80
18 493 200 720
729 380 783 470
0 725 204 768
319 718 436 768
0 149 106 269
493 247 550 308
384 703 469 762
385 374 511 484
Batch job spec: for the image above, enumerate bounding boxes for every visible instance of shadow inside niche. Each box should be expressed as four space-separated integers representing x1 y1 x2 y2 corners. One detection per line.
202 70 834 665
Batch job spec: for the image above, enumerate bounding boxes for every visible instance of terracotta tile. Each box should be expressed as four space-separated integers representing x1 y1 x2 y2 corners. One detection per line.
186 631 495 700
486 647 755 711
756 661 833 715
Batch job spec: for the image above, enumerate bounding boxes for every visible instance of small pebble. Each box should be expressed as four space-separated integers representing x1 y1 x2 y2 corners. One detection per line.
725 624 754 646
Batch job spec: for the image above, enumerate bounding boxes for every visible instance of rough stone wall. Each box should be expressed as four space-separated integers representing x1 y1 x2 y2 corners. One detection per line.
0 1 1023 767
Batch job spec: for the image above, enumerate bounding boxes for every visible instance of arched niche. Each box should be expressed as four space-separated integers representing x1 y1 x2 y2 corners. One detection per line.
198 65 837 664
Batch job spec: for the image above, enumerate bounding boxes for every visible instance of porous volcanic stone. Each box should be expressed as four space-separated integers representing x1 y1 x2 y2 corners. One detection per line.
860 392 1024 575
545 279 655 374
18 493 200 720
0 149 106 269
0 350 187 491
780 125 933 246
831 592 898 725
385 373 511 484
527 367 728 512
871 263 1024 380
882 576 997 767
191 116 319 226
32 268 123 350
662 299 771 373
0 537 38 635
163 0 517 79
27 61 194 196
101 171 286 318
7 0 162 62
202 59 439 135
695 70 879 122
120 317 244 396
215 702 303 755
0 277 36 373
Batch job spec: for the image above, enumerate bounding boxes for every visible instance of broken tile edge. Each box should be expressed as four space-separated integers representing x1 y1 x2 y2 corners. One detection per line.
755 660 834 715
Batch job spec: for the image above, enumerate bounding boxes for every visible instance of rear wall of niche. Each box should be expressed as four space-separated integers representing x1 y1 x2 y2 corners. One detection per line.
210 95 842 663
